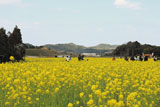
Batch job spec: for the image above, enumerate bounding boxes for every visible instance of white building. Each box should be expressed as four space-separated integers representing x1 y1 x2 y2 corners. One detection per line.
82 53 98 57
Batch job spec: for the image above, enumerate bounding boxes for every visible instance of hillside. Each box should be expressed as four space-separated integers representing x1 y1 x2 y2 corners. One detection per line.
26 48 57 57
43 43 116 54
44 43 86 53
25 48 76 57
89 44 118 50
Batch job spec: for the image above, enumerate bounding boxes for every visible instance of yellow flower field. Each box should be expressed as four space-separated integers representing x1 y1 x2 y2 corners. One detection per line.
0 58 160 107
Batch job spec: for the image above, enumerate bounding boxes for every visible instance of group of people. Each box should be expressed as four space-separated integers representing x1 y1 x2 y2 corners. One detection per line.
65 54 160 62
65 55 87 62
124 56 160 61
78 55 85 61
153 57 160 61
124 56 147 61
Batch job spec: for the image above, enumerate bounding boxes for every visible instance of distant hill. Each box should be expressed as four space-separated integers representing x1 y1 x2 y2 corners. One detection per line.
26 49 55 57
26 48 76 57
89 44 118 50
24 43 43 49
43 43 116 54
24 42 160 57
44 43 86 53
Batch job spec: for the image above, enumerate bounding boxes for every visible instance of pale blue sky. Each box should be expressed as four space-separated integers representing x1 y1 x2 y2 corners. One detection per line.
0 0 160 46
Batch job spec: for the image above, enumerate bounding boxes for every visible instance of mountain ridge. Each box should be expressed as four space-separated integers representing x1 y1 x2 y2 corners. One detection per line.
42 43 117 54
89 43 118 50
25 43 118 55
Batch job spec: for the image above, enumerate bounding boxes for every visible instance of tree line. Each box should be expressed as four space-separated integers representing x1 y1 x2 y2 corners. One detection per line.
113 41 160 57
0 26 25 63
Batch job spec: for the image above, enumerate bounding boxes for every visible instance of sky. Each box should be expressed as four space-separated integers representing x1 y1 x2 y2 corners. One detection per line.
0 0 160 46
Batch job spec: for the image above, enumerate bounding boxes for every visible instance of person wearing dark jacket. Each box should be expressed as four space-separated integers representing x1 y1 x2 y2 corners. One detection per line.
124 56 128 61
78 55 81 61
139 56 143 61
144 56 148 61
130 56 135 61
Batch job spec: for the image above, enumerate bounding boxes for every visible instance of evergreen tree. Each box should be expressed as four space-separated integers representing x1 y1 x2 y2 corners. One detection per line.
0 28 9 62
8 25 22 46
8 26 25 61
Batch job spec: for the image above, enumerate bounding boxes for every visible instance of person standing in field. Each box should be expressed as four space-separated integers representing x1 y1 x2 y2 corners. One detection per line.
69 55 72 61
66 56 70 62
136 56 140 61
139 56 143 61
130 56 135 61
153 56 157 61
112 57 116 61
144 56 148 61
78 55 81 61
81 55 85 60
124 56 128 61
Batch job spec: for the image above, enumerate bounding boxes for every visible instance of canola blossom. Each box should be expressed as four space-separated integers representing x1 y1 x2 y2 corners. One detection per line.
0 58 160 107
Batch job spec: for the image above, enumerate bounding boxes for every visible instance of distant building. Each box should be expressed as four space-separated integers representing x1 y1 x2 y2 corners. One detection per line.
57 55 64 58
82 53 99 57
104 51 113 54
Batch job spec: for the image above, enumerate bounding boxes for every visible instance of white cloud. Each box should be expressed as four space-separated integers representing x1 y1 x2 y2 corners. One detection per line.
0 20 40 31
97 28 104 32
33 22 40 25
114 0 141 10
56 8 64 12
0 0 21 5
0 0 31 7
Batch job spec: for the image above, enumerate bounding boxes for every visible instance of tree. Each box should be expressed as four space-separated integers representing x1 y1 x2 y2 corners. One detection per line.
8 26 25 61
112 41 160 57
113 41 142 56
8 25 22 46
0 28 9 62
